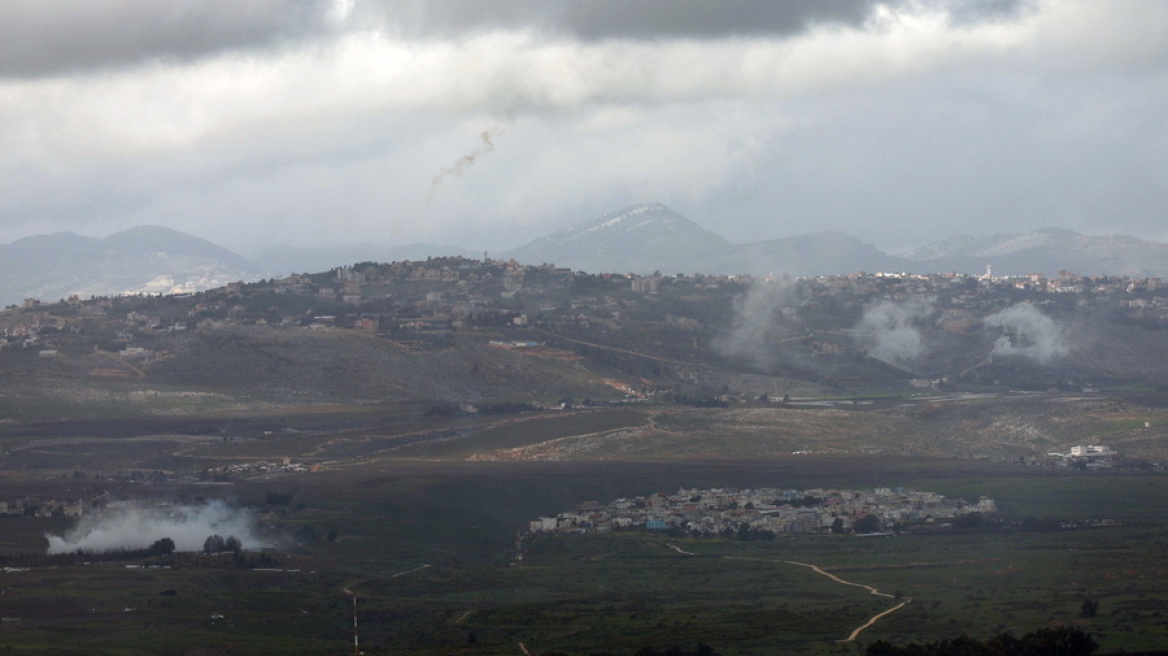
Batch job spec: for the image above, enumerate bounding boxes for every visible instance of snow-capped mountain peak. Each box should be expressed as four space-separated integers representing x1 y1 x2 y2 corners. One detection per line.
504 203 730 272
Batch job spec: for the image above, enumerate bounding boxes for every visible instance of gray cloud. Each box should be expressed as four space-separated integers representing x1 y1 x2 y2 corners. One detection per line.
0 0 1164 258
367 0 1032 41
0 0 335 78
2 0 892 77
555 0 879 41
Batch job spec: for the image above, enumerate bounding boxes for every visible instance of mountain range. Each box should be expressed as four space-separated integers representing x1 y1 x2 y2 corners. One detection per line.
4 205 1168 306
0 226 257 308
504 204 1168 278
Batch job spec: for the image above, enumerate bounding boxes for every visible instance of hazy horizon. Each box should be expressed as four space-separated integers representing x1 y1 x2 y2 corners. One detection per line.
4 204 1166 262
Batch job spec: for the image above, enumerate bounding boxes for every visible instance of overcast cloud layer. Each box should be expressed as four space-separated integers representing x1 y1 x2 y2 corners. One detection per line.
1 0 1165 256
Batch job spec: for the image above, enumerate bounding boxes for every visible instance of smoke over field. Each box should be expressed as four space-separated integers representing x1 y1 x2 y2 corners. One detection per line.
984 303 1068 363
45 500 261 555
855 300 934 366
715 280 797 371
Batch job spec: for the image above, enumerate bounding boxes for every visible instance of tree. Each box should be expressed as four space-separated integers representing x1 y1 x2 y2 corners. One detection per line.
224 535 242 554
853 514 882 534
831 517 845 534
1080 598 1099 618
1024 626 1098 655
150 537 176 556
203 534 226 554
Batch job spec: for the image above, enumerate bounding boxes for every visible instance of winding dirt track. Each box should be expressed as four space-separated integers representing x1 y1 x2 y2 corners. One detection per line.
783 560 894 598
341 563 430 596
721 554 911 642
782 560 909 641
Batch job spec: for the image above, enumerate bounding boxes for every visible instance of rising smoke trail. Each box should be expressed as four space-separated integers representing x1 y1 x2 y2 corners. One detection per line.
431 127 506 187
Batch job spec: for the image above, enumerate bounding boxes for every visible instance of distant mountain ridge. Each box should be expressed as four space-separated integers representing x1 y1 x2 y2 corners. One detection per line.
502 203 908 276
900 227 1168 277
0 226 258 307
5 208 1168 307
505 204 1168 279
505 203 731 272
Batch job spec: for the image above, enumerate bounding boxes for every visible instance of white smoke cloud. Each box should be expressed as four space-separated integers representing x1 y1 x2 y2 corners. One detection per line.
45 500 261 555
855 299 933 365
983 302 1068 363
714 279 797 371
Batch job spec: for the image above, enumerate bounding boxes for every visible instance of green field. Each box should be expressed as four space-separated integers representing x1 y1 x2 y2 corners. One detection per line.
4 521 1167 655
2 457 1167 654
2 397 1168 655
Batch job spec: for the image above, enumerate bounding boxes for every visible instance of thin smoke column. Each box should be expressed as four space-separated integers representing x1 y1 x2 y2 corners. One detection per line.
45 500 261 554
431 126 506 188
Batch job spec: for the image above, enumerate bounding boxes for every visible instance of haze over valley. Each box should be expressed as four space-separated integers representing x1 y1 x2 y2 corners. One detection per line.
3 0 1168 653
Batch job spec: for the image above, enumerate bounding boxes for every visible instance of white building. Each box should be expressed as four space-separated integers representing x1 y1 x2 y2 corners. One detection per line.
1070 445 1113 457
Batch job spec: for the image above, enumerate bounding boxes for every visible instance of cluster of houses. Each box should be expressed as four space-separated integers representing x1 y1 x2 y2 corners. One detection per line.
527 486 997 537
201 459 312 478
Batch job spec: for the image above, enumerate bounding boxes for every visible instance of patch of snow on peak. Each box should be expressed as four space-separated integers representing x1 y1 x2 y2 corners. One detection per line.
975 232 1063 257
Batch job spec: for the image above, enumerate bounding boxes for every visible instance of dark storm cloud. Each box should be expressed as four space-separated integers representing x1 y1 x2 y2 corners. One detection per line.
940 0 1036 26
0 0 335 78
372 0 1033 40
0 0 1036 79
548 0 879 40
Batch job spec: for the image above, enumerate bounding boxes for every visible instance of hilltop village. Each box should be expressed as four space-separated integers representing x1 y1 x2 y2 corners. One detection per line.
3 256 1166 354
527 486 998 538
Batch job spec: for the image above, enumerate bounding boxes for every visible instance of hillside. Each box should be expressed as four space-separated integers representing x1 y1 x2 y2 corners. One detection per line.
2 255 1168 426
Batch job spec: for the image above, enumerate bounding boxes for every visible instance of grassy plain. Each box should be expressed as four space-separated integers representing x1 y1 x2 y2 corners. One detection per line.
5 465 1168 655
2 398 1168 654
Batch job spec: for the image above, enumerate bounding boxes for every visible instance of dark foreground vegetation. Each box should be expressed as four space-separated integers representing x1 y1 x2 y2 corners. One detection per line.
867 626 1099 655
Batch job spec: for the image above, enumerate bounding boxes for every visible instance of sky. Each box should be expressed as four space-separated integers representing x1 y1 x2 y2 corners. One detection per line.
1 0 1165 257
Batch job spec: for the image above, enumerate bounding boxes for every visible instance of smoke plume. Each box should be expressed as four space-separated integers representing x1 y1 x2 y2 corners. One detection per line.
431 126 506 188
855 299 934 365
45 500 261 555
714 279 797 371
983 302 1068 363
